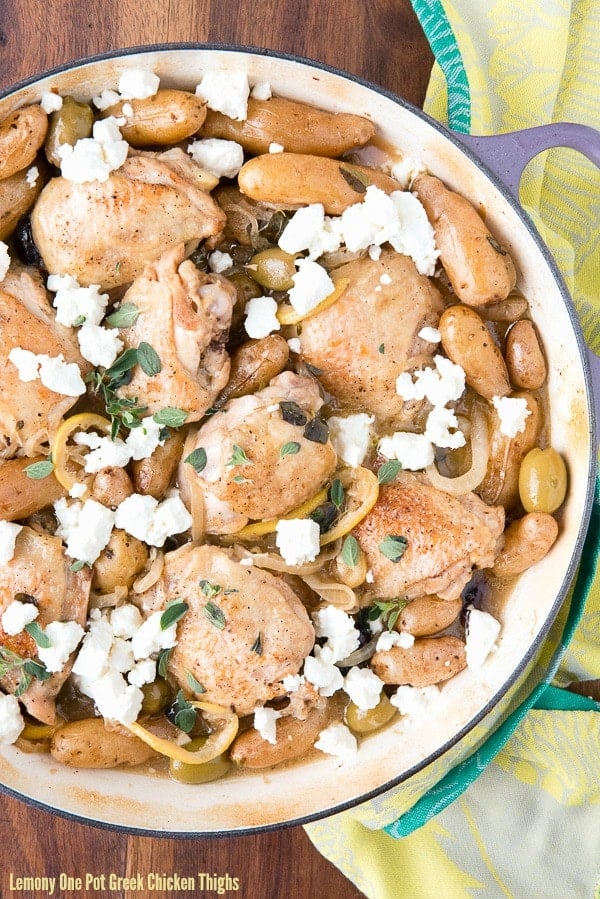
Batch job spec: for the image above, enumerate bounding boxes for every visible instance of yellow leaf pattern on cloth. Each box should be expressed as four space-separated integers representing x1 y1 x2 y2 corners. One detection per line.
305 1 600 896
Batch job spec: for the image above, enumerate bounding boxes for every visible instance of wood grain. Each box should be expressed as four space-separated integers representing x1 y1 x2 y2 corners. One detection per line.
0 2 432 897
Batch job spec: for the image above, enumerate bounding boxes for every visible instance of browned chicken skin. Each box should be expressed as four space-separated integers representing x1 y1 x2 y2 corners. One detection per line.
354 472 504 601
0 527 91 723
179 371 337 533
0 271 86 459
135 544 315 715
30 153 226 289
299 249 444 426
117 244 234 420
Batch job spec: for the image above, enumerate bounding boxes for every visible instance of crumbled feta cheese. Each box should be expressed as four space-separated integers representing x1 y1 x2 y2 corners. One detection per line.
282 673 305 692
196 71 250 121
208 250 233 273
253 706 281 745
77 323 123 368
327 413 374 468
376 630 415 652
131 610 178 660
69 482 87 499
110 603 143 639
269 141 284 153
125 415 165 461
72 612 114 678
128 657 157 688
118 68 160 100
396 355 465 407
0 241 10 280
26 166 39 187
109 636 136 673
37 620 84 673
390 155 427 189
343 666 384 710
418 326 441 343
365 569 374 584
388 191 439 275
250 80 272 100
7 347 39 381
10 347 86 397
288 259 334 316
315 722 357 759
492 395 531 437
40 91 63 113
74 430 131 474
0 693 25 744
114 493 192 547
187 137 244 178
465 608 501 670
275 518 321 566
244 295 281 339
378 431 434 470
0 521 23 566
312 605 360 663
368 245 382 261
1 597 37 635
47 274 109 327
58 117 128 183
303 647 344 696
424 405 466 450
278 204 329 258
92 89 121 111
390 684 442 720
380 272 392 286
54 497 115 564
91 668 144 725
38 353 86 396
287 337 301 354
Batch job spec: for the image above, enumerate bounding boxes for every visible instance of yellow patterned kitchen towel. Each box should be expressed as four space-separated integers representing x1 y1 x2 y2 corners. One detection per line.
304 1 600 896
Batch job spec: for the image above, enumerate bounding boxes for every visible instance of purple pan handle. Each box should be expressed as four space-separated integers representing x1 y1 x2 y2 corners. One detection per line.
456 123 600 440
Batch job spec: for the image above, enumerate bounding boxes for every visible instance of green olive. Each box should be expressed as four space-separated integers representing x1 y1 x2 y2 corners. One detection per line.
45 96 94 167
169 737 232 784
247 248 297 291
344 693 396 735
518 447 568 513
140 679 171 715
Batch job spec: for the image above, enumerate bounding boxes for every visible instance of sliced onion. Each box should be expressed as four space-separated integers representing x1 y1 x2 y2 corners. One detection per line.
232 486 329 541
132 548 165 594
335 635 379 667
234 541 340 575
301 573 358 611
426 403 490 495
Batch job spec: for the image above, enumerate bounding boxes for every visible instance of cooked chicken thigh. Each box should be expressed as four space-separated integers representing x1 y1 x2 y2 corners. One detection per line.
299 249 444 426
0 527 91 723
135 544 315 715
0 272 85 458
179 371 337 533
31 153 226 289
354 472 504 601
116 244 234 420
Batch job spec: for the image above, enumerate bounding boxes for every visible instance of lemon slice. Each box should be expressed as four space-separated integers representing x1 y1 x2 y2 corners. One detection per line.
51 412 112 490
320 466 379 545
126 702 239 765
276 277 350 326
233 486 329 540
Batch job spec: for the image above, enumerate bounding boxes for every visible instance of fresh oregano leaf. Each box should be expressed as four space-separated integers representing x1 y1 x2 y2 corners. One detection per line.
160 599 189 631
184 447 207 473
377 460 402 485
137 341 162 377
378 535 408 563
341 535 360 568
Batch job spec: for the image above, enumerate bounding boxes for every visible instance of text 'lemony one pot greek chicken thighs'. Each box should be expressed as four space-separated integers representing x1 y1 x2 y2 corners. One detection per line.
0 67 566 777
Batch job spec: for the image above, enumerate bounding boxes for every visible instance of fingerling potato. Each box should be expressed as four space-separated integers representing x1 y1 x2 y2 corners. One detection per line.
230 695 345 769
92 528 149 593
492 512 559 577
238 153 400 214
396 595 463 637
131 430 185 498
0 167 44 240
201 97 375 157
505 319 547 389
215 335 289 407
413 173 516 306
478 391 541 509
50 717 157 768
439 304 511 399
0 456 65 520
0 104 48 180
371 635 467 686
45 95 93 167
102 89 207 147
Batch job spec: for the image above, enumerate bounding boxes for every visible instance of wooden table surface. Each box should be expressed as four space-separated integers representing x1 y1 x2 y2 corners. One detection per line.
0 3 433 897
